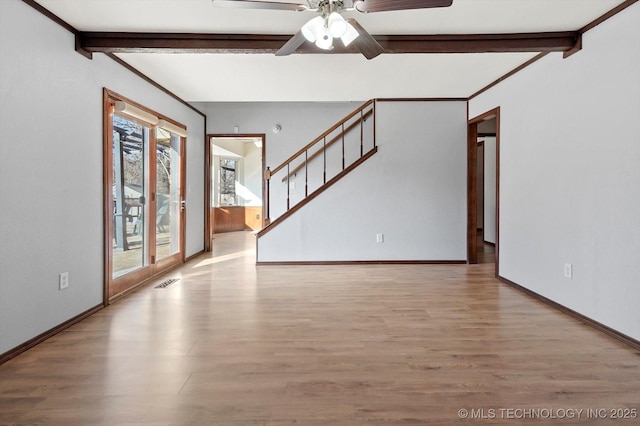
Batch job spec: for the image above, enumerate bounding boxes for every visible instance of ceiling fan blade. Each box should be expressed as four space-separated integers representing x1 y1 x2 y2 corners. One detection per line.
354 0 453 13
275 31 307 56
212 0 309 12
346 19 383 60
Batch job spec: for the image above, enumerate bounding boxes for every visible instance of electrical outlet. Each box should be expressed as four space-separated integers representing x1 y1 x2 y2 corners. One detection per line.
59 272 69 290
564 263 573 279
376 233 384 243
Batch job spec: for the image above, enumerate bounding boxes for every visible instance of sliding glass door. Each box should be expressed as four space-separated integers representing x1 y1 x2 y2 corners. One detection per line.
112 115 149 278
104 90 186 300
155 129 182 262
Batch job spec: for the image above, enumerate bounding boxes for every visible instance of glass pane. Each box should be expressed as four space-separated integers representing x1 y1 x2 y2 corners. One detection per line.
220 159 237 206
156 129 181 261
112 115 147 278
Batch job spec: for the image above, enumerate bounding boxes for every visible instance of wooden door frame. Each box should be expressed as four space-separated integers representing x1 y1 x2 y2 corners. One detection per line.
153 133 187 271
103 89 188 303
205 133 266 251
477 140 485 234
467 107 500 276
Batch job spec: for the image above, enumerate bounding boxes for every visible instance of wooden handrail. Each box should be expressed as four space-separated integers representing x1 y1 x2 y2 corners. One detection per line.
270 99 374 175
263 99 377 227
281 109 374 182
258 146 378 238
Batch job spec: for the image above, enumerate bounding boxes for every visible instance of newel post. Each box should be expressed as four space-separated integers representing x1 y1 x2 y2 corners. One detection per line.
264 166 271 225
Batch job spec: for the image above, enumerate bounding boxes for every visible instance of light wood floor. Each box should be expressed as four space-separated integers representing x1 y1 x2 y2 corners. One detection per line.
1 231 638 425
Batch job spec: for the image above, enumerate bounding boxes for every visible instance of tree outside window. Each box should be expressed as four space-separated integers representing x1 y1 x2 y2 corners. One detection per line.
220 159 237 206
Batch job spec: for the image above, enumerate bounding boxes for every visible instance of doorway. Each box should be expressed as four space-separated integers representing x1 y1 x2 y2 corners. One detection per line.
468 107 500 274
476 119 497 264
103 90 186 301
206 134 266 249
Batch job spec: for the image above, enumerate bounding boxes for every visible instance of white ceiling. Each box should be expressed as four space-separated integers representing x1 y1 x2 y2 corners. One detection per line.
36 0 627 102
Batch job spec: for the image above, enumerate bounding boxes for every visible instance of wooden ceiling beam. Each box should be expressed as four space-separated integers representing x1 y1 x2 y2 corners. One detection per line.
77 31 579 55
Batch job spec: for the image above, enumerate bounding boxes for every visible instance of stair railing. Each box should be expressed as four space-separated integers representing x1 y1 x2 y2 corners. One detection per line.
264 99 376 225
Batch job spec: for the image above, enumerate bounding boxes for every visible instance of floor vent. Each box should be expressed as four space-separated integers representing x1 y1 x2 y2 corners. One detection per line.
154 278 179 289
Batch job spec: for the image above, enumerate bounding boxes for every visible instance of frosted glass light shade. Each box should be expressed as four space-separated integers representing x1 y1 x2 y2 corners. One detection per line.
328 12 347 38
340 22 359 47
315 26 334 50
301 16 324 42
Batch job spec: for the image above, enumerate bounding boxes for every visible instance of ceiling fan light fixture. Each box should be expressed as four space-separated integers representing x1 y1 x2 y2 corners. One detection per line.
315 26 334 50
301 16 324 42
216 0 456 59
340 21 359 47
328 12 347 38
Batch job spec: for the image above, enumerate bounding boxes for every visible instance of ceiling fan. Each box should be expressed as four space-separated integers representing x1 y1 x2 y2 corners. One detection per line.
212 0 454 59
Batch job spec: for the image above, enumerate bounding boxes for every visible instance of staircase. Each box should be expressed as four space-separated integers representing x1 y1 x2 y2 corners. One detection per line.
258 99 378 237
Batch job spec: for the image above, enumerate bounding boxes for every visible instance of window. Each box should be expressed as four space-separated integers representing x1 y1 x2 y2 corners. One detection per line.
219 158 238 206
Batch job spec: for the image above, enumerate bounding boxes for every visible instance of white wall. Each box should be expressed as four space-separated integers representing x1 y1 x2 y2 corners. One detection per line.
202 101 362 218
482 137 496 244
212 141 262 207
257 101 468 262
204 102 361 166
0 0 205 354
469 3 640 340
243 143 263 207
477 144 484 228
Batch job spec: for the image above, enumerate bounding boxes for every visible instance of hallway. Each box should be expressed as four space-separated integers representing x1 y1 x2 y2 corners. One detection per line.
1 231 638 424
